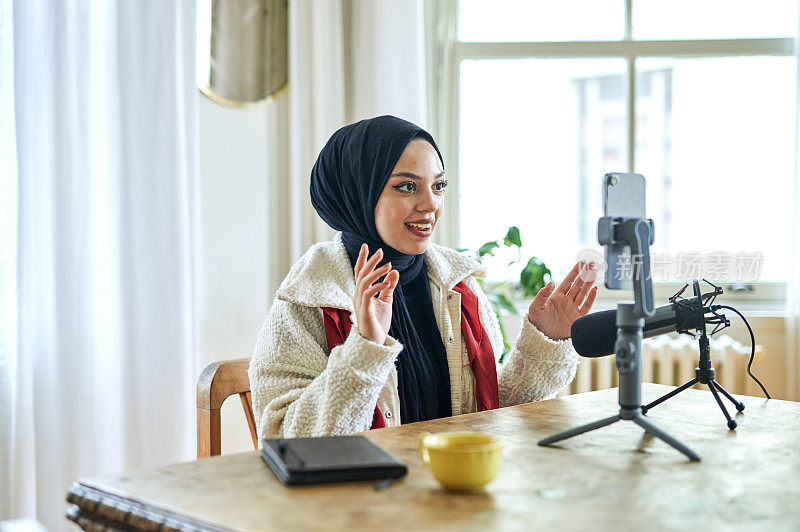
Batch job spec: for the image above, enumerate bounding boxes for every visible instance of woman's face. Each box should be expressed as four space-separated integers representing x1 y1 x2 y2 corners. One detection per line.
374 139 446 255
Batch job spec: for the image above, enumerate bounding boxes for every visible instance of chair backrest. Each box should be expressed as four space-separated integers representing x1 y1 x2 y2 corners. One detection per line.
196 358 258 458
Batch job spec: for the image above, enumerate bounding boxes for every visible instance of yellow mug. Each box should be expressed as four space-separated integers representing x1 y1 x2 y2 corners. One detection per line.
419 431 505 492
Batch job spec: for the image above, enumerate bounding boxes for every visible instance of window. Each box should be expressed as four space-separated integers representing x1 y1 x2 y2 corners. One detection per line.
432 0 797 291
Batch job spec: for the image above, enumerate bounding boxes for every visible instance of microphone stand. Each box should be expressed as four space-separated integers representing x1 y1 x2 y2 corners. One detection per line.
538 217 701 462
640 280 745 429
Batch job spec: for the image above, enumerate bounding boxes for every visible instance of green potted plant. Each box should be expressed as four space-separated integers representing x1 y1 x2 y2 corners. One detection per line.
469 226 552 363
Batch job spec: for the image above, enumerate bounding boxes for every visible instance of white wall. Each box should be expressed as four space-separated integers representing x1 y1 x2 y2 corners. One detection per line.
198 93 287 454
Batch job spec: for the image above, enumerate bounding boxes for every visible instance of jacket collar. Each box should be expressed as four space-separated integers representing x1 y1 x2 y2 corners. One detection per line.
275 232 485 310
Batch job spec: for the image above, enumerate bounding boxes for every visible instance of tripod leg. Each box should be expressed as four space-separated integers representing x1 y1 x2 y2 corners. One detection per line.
708 382 737 430
538 414 621 447
632 415 701 462
711 380 745 412
642 378 698 414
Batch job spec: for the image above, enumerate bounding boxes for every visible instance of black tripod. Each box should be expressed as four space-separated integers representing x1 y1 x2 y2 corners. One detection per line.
538 214 701 462
640 281 745 429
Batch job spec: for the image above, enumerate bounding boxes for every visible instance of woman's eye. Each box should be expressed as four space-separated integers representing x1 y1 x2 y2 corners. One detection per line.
392 182 416 193
434 180 448 192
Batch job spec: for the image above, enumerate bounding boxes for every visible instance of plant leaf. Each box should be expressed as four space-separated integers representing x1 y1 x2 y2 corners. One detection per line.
477 241 500 259
503 226 522 248
488 292 519 316
520 256 552 297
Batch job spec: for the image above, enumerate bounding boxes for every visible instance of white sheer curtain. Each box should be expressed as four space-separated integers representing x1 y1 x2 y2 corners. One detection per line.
270 0 428 278
789 11 800 402
278 0 345 274
0 0 19 520
345 0 428 126
2 1 200 529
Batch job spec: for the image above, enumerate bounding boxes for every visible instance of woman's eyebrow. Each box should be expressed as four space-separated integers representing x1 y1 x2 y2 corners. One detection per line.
389 171 446 180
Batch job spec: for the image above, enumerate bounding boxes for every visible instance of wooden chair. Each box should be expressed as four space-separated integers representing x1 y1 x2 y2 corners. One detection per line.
196 358 258 458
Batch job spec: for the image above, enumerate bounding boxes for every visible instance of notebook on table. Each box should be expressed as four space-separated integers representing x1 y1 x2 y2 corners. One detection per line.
260 435 408 486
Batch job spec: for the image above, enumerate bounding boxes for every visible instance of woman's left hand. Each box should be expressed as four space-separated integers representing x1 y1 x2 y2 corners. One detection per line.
527 261 599 341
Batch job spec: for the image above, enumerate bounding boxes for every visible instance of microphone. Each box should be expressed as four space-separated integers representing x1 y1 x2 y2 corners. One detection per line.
571 297 709 358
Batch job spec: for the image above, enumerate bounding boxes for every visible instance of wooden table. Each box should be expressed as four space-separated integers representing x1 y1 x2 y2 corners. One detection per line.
66 384 800 531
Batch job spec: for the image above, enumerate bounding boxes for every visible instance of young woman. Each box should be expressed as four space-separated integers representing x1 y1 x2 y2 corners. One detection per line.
249 115 597 438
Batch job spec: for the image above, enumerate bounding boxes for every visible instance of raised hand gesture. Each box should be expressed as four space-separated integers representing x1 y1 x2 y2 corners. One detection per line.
353 244 400 345
527 261 598 341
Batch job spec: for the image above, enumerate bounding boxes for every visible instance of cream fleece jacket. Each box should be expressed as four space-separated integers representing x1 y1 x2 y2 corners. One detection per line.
249 233 579 439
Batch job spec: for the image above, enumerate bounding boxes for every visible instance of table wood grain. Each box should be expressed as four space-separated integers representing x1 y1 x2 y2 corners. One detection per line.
66 384 799 531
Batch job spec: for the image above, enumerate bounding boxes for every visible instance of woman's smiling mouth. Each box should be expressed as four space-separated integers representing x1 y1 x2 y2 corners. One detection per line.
405 220 433 237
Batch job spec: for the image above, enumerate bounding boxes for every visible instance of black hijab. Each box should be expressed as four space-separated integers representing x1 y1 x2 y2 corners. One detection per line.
310 115 451 423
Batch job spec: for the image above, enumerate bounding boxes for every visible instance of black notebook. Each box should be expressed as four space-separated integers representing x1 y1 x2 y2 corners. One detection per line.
260 435 408 486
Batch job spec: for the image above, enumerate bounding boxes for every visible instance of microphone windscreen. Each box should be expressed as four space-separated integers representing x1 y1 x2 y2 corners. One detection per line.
570 310 618 357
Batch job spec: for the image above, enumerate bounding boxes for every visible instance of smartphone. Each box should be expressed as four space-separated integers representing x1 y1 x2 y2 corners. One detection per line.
602 173 645 290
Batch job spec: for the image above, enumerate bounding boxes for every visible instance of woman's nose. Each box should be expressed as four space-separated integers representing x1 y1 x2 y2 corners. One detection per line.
416 187 438 212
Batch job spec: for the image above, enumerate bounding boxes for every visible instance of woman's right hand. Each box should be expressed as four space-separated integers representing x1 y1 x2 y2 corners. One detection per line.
353 244 399 345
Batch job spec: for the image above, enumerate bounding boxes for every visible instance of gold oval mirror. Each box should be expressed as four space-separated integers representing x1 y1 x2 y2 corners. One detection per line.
196 0 288 107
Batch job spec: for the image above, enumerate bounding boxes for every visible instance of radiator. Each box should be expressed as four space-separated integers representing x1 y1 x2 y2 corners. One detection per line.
562 334 764 397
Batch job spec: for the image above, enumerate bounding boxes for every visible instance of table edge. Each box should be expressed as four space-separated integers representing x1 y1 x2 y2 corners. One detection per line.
66 482 230 532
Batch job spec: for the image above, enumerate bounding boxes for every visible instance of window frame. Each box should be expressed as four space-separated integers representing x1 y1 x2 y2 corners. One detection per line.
426 0 794 308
